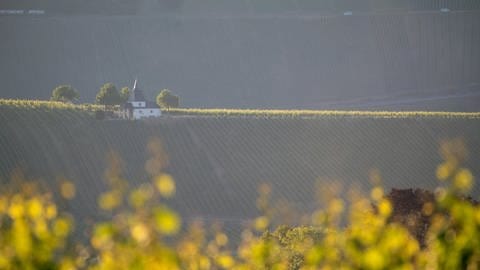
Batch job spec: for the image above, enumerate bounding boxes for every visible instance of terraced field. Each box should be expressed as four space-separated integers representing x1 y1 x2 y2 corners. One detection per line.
1 101 480 240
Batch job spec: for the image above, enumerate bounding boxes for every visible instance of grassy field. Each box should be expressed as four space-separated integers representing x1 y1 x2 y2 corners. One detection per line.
1 100 480 240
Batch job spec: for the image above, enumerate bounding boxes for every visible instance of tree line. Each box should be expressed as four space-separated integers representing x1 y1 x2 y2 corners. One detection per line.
50 83 179 109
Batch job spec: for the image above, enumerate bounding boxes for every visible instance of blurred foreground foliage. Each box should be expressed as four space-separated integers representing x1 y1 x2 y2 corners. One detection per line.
0 138 479 269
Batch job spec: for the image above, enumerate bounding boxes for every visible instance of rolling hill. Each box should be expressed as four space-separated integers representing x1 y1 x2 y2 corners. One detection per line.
1 3 480 110
1 101 479 240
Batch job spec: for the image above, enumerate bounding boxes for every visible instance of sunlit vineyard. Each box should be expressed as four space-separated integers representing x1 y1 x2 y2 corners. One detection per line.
2 99 480 119
0 99 102 112
167 107 480 119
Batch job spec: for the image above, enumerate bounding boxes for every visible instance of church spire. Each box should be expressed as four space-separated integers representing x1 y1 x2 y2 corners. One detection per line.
132 77 146 101
133 77 138 90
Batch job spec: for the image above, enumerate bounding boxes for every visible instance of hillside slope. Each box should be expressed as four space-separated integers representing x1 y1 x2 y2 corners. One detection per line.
1 10 480 110
1 103 480 239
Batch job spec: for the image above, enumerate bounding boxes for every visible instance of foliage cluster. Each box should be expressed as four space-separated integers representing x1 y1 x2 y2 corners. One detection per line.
0 180 79 269
95 83 130 107
0 137 479 269
51 85 79 103
166 108 480 119
156 89 179 109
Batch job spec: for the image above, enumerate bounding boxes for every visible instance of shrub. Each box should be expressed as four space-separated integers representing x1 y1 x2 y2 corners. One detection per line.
51 85 79 103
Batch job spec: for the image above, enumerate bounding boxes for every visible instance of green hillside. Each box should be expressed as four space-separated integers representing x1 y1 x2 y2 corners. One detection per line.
1 101 479 239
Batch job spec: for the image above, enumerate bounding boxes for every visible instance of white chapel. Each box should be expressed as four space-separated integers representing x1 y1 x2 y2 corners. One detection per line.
122 79 162 119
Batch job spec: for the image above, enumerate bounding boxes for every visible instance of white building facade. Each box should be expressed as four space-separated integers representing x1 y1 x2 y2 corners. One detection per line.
122 79 161 120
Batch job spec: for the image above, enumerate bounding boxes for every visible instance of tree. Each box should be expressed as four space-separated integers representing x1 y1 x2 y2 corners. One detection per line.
120 87 131 103
96 83 122 107
156 89 179 109
51 85 79 103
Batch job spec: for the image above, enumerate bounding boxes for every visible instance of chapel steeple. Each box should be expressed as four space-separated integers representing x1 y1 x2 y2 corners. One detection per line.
132 78 146 101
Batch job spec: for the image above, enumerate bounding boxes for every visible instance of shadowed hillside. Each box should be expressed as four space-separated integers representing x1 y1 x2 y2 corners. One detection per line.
1 7 480 110
2 0 480 15
1 103 479 239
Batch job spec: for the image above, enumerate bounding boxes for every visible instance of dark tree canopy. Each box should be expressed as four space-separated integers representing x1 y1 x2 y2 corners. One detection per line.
51 85 79 103
156 89 179 109
96 83 122 106
120 87 131 103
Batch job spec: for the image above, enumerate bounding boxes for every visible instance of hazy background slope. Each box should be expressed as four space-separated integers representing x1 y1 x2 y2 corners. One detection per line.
1 106 479 238
1 0 480 110
2 0 480 16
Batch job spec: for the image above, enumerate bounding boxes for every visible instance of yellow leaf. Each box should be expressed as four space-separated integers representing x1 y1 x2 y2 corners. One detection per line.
0 196 7 214
217 255 234 268
370 187 384 202
155 174 176 198
54 217 71 238
46 204 57 219
378 199 392 218
436 162 455 181
129 186 152 208
27 198 43 219
454 168 473 192
154 206 180 235
13 220 32 258
34 219 49 239
215 233 229 247
254 216 269 232
98 191 121 211
130 222 150 245
60 181 76 200
8 200 24 219
363 248 385 270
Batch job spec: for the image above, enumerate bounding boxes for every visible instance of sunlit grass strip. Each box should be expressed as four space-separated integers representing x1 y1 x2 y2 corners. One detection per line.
0 99 103 111
166 108 480 119
2 99 479 119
